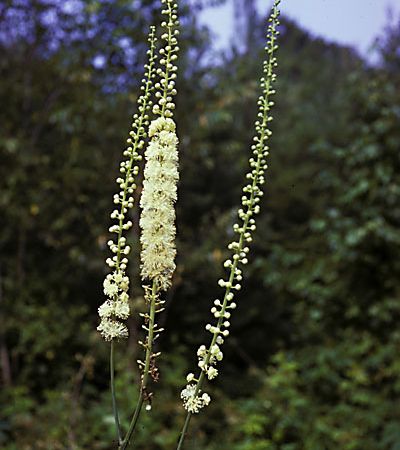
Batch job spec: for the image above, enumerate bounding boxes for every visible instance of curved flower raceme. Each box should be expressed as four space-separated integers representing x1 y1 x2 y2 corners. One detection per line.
97 27 157 341
140 116 179 290
178 0 281 423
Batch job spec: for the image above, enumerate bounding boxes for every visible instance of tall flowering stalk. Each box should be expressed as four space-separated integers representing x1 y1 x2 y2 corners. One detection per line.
176 1 281 448
119 0 180 448
96 26 157 445
96 0 281 447
97 26 157 341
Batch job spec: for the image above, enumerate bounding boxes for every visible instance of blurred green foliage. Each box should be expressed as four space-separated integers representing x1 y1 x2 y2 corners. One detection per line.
0 0 400 449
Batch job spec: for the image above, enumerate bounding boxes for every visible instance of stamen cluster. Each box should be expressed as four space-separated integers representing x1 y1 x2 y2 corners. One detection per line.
180 384 211 414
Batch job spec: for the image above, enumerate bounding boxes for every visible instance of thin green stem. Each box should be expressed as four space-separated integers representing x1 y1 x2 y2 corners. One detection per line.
119 280 158 450
176 406 193 450
111 340 122 445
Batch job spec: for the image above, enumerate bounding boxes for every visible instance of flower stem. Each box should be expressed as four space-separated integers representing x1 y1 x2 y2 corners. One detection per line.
176 406 193 450
119 279 158 449
111 340 122 445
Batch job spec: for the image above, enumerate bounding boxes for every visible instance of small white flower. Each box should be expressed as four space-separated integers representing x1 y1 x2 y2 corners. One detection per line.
113 271 124 284
210 344 220 356
183 396 203 414
158 130 178 146
114 300 130 319
148 117 176 137
186 373 195 382
97 318 128 341
201 393 211 406
207 367 218 380
119 277 129 292
197 345 207 357
119 292 129 302
98 300 115 318
103 278 118 297
181 384 211 413
216 336 224 345
181 384 197 401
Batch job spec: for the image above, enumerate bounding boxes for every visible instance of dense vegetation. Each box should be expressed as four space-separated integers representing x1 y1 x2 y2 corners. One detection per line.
1 0 400 449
